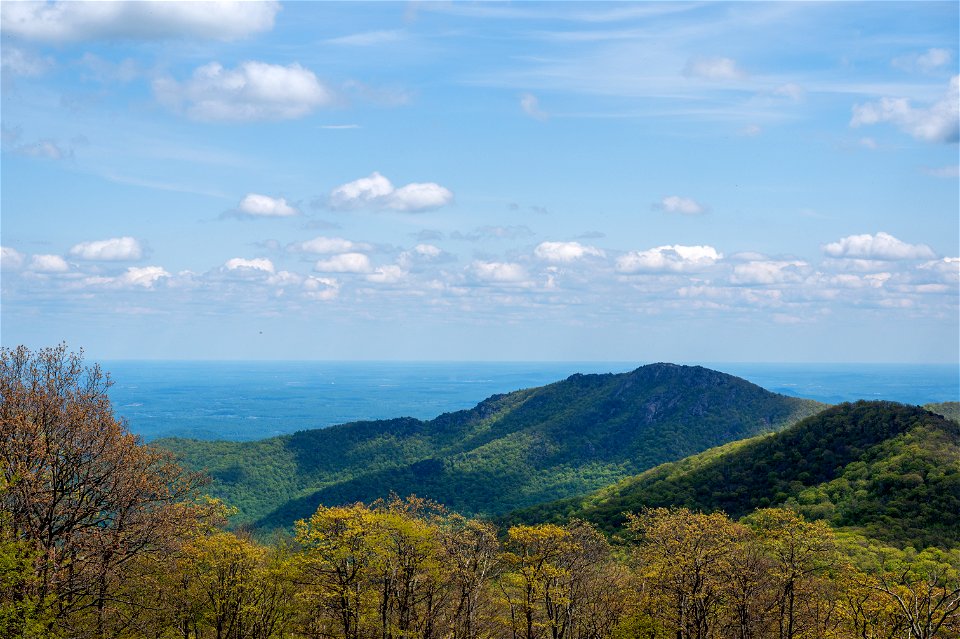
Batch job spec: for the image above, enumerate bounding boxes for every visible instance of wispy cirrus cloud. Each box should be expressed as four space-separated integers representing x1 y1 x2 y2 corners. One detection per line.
683 56 745 81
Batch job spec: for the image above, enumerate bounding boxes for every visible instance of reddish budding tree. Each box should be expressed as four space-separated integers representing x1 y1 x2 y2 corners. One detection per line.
0 344 211 638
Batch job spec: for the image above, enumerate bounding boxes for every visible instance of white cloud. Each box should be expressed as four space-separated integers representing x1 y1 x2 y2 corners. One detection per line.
119 266 169 288
303 276 339 301
69 236 142 261
657 195 706 215
730 260 808 285
822 232 935 260
773 83 805 100
224 257 275 273
327 30 404 46
390 182 455 211
154 61 333 122
534 241 604 262
1 247 25 269
367 265 407 284
917 257 960 284
924 165 959 178
328 172 454 212
29 254 70 273
520 92 548 120
616 245 722 273
471 261 528 283
265 270 302 287
236 193 299 217
0 45 53 76
0 1 279 43
683 56 744 80
740 124 762 137
292 236 369 254
893 48 953 73
850 75 959 144
14 140 67 160
414 244 442 258
314 253 371 273
822 273 891 289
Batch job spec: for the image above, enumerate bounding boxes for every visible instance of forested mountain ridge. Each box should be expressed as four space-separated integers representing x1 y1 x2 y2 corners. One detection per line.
157 363 824 529
507 400 960 548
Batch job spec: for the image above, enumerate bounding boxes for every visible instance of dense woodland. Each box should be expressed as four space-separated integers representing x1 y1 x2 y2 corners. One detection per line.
159 365 823 530
2 346 959 638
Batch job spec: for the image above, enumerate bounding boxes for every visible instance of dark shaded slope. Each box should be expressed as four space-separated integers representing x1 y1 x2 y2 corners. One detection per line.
507 401 960 548
159 364 823 529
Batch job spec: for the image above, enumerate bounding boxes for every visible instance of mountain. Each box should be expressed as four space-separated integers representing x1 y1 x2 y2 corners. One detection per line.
926 401 960 424
156 363 823 530
507 401 960 548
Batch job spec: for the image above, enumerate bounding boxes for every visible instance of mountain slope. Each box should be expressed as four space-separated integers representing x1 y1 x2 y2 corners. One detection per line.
157 363 823 529
507 401 960 548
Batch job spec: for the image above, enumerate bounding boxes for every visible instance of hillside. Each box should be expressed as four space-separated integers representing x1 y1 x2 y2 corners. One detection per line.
507 401 960 548
926 400 960 424
156 363 823 529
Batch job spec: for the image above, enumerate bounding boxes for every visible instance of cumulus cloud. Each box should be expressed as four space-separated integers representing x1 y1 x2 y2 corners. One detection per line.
69 236 142 261
520 92 548 120
224 257 275 273
29 254 70 272
471 261 528 283
367 265 407 284
893 48 953 73
683 56 744 80
822 232 936 260
328 172 453 212
314 253 372 273
414 243 442 258
0 1 279 43
303 276 339 301
118 266 169 288
534 241 604 263
730 260 808 285
1 246 25 269
234 193 299 218
290 236 369 254
616 245 722 273
656 195 706 215
850 75 959 144
154 61 333 122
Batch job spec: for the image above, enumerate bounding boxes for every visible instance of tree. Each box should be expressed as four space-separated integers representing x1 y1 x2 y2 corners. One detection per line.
866 546 960 639
439 514 500 639
626 507 746 639
0 344 212 638
745 508 839 639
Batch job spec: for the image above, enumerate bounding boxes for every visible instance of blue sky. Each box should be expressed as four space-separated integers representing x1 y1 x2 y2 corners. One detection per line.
1 1 957 362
